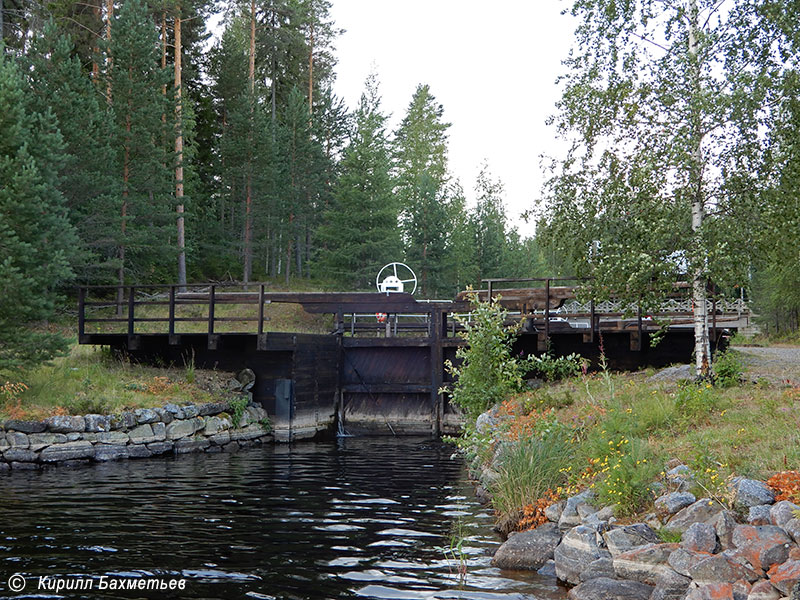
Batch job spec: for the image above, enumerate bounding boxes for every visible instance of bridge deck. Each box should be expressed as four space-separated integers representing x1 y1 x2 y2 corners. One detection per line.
76 280 747 438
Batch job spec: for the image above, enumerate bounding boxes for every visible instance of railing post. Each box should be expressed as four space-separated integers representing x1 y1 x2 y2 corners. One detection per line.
544 278 551 342
590 298 595 344
208 285 216 335
258 284 265 336
127 286 135 337
78 287 86 339
487 280 493 302
168 285 176 337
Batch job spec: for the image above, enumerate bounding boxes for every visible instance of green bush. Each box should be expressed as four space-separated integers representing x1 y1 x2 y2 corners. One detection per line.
527 352 583 381
713 350 743 388
444 294 528 420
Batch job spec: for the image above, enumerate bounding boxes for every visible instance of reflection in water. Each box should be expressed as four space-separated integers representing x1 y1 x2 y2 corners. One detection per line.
0 438 566 599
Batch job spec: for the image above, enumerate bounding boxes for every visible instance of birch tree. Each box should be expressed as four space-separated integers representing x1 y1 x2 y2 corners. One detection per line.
540 0 784 376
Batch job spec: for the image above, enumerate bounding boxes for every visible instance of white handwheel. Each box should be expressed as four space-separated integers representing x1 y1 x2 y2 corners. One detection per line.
376 262 417 294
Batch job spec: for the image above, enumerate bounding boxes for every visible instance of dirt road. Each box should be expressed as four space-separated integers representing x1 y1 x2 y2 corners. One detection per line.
733 346 800 386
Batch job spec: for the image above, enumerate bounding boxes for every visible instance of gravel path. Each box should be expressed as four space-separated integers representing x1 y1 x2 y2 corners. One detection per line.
733 346 800 385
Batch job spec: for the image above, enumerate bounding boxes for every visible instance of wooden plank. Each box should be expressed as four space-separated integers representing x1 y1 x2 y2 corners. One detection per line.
342 383 430 394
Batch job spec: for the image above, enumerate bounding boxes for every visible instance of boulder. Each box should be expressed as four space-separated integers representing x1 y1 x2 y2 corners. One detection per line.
27 433 67 451
39 441 94 463
656 492 697 516
559 490 597 530
4 420 46 434
689 553 761 585
716 511 740 551
203 416 230 436
670 548 716 577
578 557 615 582
603 523 661 556
66 432 81 442
152 422 166 441
166 418 199 440
126 445 152 459
229 424 266 442
0 462 9 472
545 501 565 523
650 568 692 600
45 415 85 433
163 403 183 418
649 364 694 382
208 431 231 446
475 410 499 435
94 445 129 461
683 522 719 554
612 542 678 585
685 582 735 600
146 441 174 455
3 448 37 463
730 478 776 510
537 560 557 578
199 401 229 417
155 408 173 424
770 501 800 528
766 560 800 595
747 579 782 600
784 519 800 545
83 414 110 432
567 576 653 600
554 525 612 585
491 522 562 569
128 424 158 444
732 525 794 572
6 432 29 448
665 498 725 534
175 437 210 454
181 404 199 419
750 506 773 526
11 461 39 470
134 408 159 424
96 431 129 445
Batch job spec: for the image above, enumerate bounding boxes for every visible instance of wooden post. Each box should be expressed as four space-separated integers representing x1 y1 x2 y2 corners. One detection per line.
258 284 265 336
78 288 86 339
590 298 596 344
168 285 176 336
430 307 443 436
208 285 216 335
487 280 493 302
544 278 551 342
127 286 135 337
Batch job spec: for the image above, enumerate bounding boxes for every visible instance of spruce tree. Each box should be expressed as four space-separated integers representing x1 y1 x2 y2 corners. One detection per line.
316 73 399 289
0 50 77 373
394 84 452 297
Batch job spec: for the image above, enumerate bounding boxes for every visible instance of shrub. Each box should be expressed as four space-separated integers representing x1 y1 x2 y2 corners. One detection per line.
714 350 743 388
444 294 528 421
527 353 583 382
675 383 721 426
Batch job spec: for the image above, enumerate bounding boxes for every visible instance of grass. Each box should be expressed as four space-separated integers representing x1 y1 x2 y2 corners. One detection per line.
473 359 800 526
1 343 237 421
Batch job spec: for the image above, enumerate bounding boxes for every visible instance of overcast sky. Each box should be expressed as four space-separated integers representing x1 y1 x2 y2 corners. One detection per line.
328 1 577 237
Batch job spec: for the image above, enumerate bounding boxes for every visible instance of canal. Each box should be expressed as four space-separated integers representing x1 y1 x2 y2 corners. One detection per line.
1 438 566 599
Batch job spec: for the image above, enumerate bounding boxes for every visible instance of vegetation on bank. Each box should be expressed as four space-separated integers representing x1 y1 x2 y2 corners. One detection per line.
449 298 800 532
0 343 239 422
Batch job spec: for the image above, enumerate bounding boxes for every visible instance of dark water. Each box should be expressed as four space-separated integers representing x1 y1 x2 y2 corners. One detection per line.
0 438 566 599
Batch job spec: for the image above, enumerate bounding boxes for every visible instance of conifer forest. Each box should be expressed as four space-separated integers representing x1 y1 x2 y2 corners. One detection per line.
2 0 800 372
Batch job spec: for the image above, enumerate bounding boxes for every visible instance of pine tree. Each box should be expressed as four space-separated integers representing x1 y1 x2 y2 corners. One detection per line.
394 83 452 297
471 165 508 281
25 21 119 284
0 50 77 373
106 0 173 295
316 73 399 289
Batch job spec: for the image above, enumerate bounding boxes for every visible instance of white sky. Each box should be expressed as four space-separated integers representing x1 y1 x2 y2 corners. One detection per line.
328 1 577 238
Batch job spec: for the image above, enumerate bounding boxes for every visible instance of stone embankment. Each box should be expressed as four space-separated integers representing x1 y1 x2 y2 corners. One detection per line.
490 472 800 600
0 401 272 471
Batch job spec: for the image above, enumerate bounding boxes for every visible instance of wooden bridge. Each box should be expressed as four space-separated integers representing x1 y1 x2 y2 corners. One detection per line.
77 279 749 439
